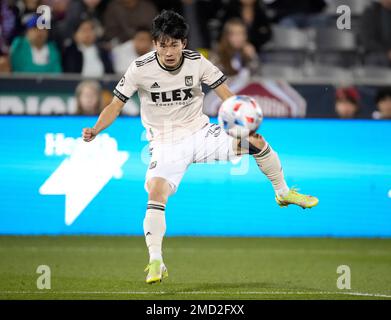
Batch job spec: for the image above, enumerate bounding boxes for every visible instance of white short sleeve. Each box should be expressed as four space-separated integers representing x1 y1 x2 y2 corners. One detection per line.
113 62 138 102
200 55 227 89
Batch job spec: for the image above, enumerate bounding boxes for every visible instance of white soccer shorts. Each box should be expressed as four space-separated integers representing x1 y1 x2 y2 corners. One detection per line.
145 123 238 194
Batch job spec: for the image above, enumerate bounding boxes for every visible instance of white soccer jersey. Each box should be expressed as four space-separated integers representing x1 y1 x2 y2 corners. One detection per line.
113 49 227 143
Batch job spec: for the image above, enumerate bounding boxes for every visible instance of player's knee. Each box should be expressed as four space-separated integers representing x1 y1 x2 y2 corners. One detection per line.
236 133 266 155
248 133 266 155
147 177 171 203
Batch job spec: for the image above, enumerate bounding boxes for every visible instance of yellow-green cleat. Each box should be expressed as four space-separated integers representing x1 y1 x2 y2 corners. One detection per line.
275 188 319 209
144 260 168 284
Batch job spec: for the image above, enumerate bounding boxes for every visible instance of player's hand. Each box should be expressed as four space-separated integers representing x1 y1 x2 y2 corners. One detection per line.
82 127 97 142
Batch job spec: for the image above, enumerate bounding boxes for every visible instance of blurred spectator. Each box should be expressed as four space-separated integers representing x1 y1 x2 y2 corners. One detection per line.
209 18 260 77
10 14 62 73
359 0 391 67
0 55 11 73
218 0 272 52
15 0 42 34
373 87 391 119
205 18 261 115
151 0 183 12
62 18 113 76
335 86 361 119
112 27 153 74
56 0 107 47
0 0 20 54
264 0 327 28
75 80 102 115
41 0 71 22
103 0 158 45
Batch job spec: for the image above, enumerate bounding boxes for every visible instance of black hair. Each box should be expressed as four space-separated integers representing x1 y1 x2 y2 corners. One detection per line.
151 10 189 43
73 17 96 35
375 87 391 104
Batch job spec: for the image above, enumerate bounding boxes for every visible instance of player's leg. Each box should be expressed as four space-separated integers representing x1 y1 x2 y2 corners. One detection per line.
235 133 318 209
194 123 317 208
143 142 192 283
143 177 171 284
235 133 289 196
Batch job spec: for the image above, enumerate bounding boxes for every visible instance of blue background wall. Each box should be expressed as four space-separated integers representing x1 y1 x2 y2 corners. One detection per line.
0 116 390 237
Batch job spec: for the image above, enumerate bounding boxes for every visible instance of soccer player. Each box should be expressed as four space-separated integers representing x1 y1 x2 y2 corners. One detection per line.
82 10 319 284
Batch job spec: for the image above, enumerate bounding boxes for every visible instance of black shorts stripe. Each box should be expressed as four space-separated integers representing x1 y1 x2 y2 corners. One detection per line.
209 75 227 89
113 89 129 103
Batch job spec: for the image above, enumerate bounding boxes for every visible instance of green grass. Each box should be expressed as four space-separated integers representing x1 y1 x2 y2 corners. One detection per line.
0 236 390 300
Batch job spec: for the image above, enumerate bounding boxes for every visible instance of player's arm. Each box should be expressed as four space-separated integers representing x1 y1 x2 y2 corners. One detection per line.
200 54 234 102
83 61 139 142
213 82 235 102
82 96 124 142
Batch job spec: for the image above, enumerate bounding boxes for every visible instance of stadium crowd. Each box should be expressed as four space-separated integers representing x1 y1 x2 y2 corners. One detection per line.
0 0 390 118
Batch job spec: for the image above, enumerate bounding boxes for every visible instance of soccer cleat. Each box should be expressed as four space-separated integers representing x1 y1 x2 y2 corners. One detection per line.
275 188 319 209
144 260 168 284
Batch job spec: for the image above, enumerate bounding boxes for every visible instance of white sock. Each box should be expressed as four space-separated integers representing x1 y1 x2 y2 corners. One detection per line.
253 143 289 197
143 200 166 263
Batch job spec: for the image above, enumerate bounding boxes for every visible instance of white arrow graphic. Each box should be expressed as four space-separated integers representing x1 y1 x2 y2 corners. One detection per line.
39 134 129 226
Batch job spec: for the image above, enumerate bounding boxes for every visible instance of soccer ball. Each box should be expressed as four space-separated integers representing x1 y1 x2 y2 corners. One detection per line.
218 95 263 138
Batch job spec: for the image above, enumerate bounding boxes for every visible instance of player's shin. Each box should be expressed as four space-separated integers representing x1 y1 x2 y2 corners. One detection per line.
143 200 166 262
252 142 289 197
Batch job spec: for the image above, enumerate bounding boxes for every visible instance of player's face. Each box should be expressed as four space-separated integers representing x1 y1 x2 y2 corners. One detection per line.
154 38 186 69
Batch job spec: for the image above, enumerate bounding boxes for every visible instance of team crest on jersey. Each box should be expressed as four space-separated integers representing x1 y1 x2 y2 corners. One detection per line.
149 161 157 169
205 123 221 138
185 76 193 87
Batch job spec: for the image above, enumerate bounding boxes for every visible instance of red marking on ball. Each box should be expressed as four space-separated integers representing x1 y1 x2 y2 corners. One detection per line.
233 103 242 112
